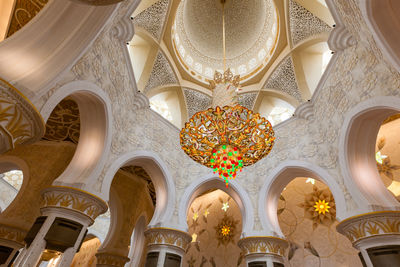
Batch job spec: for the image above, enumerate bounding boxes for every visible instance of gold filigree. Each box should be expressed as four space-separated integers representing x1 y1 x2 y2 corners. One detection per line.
214 214 239 246
238 236 288 257
144 228 192 252
41 187 108 222
337 211 400 245
43 98 80 144
6 0 49 38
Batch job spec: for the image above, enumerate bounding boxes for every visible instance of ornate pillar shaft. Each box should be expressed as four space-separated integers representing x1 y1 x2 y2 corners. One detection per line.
337 211 400 267
14 186 107 267
143 228 191 267
238 236 288 267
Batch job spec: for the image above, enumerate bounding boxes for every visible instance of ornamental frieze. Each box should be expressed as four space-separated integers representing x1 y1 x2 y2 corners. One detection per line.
336 211 400 245
238 236 288 257
41 186 108 222
144 228 192 252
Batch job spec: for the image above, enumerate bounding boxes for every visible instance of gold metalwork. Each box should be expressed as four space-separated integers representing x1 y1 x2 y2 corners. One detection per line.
180 105 275 168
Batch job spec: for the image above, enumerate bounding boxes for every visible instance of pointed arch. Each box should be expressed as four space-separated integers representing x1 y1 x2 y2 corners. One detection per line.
178 174 254 236
258 160 346 237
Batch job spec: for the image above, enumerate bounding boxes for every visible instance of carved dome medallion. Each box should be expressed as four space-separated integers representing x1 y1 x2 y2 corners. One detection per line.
172 0 278 84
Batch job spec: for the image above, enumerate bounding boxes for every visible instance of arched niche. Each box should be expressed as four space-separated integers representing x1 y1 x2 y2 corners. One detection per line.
100 150 175 226
128 29 159 90
339 96 400 211
258 160 346 236
253 90 297 126
148 86 187 128
179 174 254 236
360 0 400 72
40 81 112 188
291 37 332 97
0 156 29 212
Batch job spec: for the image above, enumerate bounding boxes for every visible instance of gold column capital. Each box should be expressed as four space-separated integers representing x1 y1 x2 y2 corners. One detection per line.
0 78 45 153
41 186 108 223
337 211 400 246
95 252 130 267
0 223 27 248
144 227 192 252
238 236 289 258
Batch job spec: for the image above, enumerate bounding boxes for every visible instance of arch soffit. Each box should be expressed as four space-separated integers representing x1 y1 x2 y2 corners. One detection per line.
359 0 400 73
178 174 255 236
39 80 113 187
258 160 347 237
100 150 176 227
253 89 299 114
339 96 400 211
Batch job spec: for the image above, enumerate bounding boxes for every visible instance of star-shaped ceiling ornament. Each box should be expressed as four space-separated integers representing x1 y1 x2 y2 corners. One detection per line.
222 202 230 212
204 209 210 218
191 233 198 242
193 212 199 221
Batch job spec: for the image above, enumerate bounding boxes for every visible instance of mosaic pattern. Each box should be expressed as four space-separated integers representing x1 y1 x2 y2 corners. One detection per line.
144 51 178 93
132 0 169 40
263 56 303 102
238 92 258 110
183 88 212 118
289 0 332 46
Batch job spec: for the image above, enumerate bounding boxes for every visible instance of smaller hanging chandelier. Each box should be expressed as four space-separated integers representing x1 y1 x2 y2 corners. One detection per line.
180 0 275 186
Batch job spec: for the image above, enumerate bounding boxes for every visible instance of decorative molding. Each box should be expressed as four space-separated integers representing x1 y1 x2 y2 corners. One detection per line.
328 25 357 52
288 0 332 46
95 252 130 267
0 224 27 248
110 18 135 42
0 78 45 153
337 211 400 246
41 186 108 223
183 88 211 118
238 236 288 258
69 0 124 5
263 56 303 102
144 51 179 93
294 101 314 120
132 92 150 109
132 0 169 41
144 228 191 252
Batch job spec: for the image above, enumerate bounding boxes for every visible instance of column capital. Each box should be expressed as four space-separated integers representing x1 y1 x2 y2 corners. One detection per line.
41 186 108 225
0 224 27 248
95 252 130 267
0 78 45 153
144 227 192 253
337 211 400 249
238 236 288 258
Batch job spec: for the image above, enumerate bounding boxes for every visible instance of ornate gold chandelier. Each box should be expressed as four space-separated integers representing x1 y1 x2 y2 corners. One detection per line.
180 0 275 186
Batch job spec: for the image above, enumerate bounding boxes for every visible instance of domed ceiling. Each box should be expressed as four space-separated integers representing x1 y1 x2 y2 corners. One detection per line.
172 0 278 83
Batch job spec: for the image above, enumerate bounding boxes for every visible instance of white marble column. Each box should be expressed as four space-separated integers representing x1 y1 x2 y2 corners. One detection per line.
14 186 107 267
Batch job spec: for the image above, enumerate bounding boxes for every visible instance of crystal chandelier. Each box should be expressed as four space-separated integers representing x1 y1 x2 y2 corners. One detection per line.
180 0 275 187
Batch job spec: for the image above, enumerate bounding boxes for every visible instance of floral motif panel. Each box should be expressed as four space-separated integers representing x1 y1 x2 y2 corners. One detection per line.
278 178 361 267
184 190 245 267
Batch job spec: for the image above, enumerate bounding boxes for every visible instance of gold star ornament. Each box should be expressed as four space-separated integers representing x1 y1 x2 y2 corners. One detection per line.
314 199 330 214
222 202 229 212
